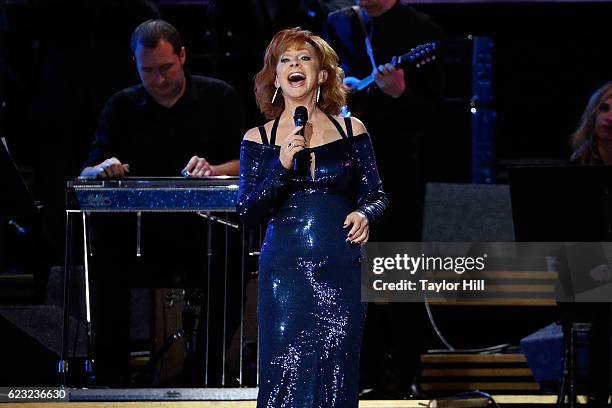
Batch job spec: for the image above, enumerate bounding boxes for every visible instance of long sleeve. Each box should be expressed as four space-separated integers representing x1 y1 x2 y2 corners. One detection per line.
236 141 292 228
216 82 246 163
82 96 122 169
352 135 389 224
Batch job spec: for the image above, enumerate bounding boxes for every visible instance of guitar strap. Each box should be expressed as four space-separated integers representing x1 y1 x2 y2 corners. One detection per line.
352 5 377 71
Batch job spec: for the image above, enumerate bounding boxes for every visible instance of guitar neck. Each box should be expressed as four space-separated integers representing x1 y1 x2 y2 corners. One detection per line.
352 42 437 92
352 55 406 91
355 73 376 91
394 50 421 68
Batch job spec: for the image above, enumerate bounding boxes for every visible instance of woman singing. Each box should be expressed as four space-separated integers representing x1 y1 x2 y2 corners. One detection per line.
237 27 388 407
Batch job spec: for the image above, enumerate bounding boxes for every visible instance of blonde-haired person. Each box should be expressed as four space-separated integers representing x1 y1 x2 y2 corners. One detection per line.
237 27 388 407
570 81 612 164
568 82 612 408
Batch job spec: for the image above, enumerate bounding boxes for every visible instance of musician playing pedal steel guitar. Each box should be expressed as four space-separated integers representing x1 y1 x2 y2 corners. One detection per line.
76 20 245 387
324 0 444 398
81 19 245 178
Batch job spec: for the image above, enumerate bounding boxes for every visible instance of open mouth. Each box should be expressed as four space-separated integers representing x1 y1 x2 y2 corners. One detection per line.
288 72 306 86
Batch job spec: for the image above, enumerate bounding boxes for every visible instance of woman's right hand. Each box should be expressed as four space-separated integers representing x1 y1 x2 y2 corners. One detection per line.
279 126 306 170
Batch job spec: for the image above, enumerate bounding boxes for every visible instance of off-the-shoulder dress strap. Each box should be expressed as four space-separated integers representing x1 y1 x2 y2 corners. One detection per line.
270 117 280 146
257 126 269 145
327 115 348 139
343 117 354 138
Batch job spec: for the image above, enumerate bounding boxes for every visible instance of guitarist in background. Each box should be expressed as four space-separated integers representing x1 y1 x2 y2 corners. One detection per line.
324 0 443 242
324 0 444 398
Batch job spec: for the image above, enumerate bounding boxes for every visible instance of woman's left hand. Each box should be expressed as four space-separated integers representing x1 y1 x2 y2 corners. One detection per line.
343 211 369 244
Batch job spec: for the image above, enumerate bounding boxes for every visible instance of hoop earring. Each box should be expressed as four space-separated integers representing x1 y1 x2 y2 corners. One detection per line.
316 86 321 104
271 87 280 104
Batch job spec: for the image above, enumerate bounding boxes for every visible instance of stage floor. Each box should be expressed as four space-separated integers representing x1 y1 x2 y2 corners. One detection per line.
1 395 579 408
0 386 583 407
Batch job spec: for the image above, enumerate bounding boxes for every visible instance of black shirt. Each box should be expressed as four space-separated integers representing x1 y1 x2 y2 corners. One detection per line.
84 74 245 176
324 2 444 126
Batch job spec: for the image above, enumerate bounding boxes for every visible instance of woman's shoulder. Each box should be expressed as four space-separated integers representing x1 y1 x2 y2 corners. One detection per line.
242 119 276 144
329 115 367 134
242 127 262 143
346 116 367 135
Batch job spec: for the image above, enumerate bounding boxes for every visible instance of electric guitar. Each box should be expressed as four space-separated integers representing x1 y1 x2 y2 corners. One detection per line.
345 41 438 92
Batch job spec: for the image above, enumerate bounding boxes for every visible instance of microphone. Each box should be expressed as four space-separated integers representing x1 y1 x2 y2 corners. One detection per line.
293 106 308 134
293 106 308 172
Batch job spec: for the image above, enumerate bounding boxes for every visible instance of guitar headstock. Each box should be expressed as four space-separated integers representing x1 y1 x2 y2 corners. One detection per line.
395 41 438 69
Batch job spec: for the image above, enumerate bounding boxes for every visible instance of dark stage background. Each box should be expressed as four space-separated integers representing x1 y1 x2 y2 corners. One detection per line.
3 1 611 241
2 1 612 218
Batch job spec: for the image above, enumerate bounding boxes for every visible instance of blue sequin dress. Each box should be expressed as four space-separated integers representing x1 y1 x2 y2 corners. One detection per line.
237 116 388 408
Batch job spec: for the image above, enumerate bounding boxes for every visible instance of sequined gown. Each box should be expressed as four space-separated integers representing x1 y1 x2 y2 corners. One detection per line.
237 116 388 408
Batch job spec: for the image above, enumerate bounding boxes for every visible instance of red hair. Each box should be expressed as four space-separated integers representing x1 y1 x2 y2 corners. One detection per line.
254 27 348 120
